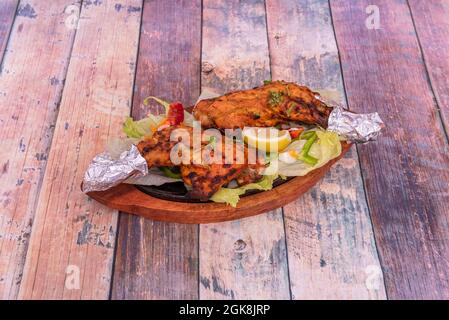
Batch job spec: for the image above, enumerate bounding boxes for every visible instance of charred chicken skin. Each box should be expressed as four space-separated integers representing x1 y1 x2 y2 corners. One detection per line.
137 125 264 200
137 126 186 167
193 80 332 129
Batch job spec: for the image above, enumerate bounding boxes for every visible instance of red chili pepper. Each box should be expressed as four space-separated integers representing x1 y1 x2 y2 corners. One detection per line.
289 128 304 139
167 102 184 125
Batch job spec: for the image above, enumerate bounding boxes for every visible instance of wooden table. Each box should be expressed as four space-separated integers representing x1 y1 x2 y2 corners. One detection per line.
0 0 448 300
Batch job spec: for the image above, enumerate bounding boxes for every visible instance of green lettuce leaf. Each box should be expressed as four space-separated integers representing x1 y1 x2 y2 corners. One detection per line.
122 116 159 139
143 96 194 126
183 110 195 127
278 129 342 176
123 95 197 139
211 175 278 207
143 96 170 113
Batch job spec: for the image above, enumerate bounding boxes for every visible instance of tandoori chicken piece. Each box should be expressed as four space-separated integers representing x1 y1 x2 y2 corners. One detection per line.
136 125 192 167
181 164 245 200
137 125 265 200
236 168 263 186
193 81 332 129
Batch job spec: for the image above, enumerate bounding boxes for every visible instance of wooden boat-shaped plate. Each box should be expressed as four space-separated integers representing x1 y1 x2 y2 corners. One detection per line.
87 143 351 224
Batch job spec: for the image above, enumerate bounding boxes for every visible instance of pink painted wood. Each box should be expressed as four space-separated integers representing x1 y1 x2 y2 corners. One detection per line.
266 0 386 299
0 0 79 300
330 0 449 299
0 0 446 300
111 0 202 300
18 0 142 299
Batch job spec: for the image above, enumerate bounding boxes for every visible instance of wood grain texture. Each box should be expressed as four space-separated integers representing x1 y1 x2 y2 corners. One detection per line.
199 0 290 300
0 0 17 63
18 0 142 299
111 0 201 300
330 0 449 299
408 0 449 135
0 0 78 300
266 0 386 300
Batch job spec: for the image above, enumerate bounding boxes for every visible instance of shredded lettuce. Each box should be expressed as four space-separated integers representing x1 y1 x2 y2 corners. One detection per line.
183 110 195 127
158 167 182 179
143 96 170 113
211 175 278 207
209 129 341 207
124 169 181 186
106 137 140 158
144 96 195 127
123 96 195 139
122 116 159 139
278 129 341 176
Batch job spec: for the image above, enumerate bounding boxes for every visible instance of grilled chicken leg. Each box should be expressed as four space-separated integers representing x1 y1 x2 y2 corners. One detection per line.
137 125 264 200
193 80 332 129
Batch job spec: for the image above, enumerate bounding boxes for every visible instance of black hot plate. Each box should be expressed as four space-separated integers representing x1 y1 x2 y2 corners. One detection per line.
135 176 292 203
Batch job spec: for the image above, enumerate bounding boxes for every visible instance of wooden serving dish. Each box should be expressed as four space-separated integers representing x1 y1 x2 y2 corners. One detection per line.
87 143 351 224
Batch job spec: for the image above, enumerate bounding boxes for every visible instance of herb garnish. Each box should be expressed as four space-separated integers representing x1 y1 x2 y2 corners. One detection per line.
285 84 291 97
286 102 297 116
268 91 284 107
263 79 272 85
159 167 182 179
207 136 217 148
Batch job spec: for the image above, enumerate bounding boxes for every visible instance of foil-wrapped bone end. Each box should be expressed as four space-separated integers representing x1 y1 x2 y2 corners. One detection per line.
327 106 384 143
81 144 148 193
316 95 384 143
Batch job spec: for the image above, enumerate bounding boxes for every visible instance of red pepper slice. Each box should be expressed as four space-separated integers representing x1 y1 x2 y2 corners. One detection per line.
289 128 304 140
167 102 184 125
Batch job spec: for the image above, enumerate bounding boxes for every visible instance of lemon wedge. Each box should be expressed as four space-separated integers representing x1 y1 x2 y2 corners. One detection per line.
242 127 291 152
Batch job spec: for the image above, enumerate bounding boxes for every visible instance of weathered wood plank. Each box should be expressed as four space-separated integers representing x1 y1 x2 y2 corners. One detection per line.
0 0 18 63
0 0 79 300
199 0 290 300
111 0 201 300
408 0 449 135
266 0 386 300
330 0 449 299
112 219 199 299
18 0 142 299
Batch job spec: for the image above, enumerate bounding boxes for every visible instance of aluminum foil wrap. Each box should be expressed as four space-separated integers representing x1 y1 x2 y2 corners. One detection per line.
81 144 148 193
327 105 384 143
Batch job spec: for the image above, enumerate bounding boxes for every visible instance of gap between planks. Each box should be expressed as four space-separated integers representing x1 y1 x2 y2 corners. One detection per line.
198 0 290 300
0 0 80 300
330 0 449 299
407 0 449 144
17 0 142 299
110 0 201 300
0 0 19 67
266 0 386 300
